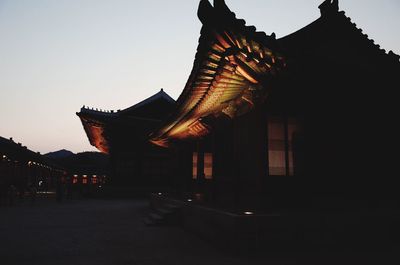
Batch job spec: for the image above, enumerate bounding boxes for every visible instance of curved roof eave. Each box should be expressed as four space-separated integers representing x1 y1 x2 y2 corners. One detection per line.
149 0 286 147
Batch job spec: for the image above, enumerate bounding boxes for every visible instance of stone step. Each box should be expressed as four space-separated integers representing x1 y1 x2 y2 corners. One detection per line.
149 211 164 222
143 216 154 226
144 203 183 226
157 207 173 215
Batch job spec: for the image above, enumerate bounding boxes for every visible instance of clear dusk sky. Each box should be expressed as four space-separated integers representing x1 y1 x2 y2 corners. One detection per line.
0 0 399 154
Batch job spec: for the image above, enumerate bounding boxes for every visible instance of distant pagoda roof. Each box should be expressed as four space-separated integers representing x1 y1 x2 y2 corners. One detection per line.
77 89 175 153
150 0 285 147
118 88 175 116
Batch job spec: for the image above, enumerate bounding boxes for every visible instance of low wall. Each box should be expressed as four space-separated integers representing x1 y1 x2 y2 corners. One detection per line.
149 194 399 252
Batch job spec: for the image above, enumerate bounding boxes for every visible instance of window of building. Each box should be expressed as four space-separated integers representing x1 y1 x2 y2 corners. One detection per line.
268 117 300 176
287 118 299 176
192 152 198 179
268 117 286 176
204 153 213 179
192 151 213 179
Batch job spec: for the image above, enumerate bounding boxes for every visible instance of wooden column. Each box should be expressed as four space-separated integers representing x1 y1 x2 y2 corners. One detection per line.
196 141 205 184
284 114 290 177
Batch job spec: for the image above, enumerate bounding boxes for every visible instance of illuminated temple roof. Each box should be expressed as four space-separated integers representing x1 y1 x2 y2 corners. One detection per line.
150 0 399 147
150 0 286 147
77 89 175 153
77 0 399 151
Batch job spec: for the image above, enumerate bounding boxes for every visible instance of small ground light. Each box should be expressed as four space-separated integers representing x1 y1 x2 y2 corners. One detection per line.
244 211 254 215
187 199 192 202
158 193 162 195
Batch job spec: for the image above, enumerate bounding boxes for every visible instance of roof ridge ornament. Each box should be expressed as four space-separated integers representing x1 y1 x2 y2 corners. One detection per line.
214 0 235 19
388 51 400 63
319 0 339 17
198 0 214 25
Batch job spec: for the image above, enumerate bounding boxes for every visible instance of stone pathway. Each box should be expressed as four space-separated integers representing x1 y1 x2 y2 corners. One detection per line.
0 198 398 265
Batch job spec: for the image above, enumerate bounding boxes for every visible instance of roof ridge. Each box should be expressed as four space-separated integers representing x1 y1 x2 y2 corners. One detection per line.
79 89 175 117
317 0 399 64
198 0 277 49
119 89 175 115
334 9 400 64
79 107 117 115
343 12 397 57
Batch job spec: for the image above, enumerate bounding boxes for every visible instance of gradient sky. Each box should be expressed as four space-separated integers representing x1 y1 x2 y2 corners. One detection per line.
1 0 399 154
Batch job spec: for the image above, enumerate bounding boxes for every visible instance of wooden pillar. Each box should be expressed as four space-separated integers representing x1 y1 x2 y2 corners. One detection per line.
196 141 205 184
179 144 192 196
284 114 290 177
265 115 270 178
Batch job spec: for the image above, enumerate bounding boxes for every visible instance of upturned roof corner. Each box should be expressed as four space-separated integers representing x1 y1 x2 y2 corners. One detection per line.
319 0 339 17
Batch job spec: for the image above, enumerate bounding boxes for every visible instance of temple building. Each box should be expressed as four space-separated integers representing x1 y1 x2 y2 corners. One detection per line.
150 0 399 210
147 0 399 248
0 136 66 204
46 151 110 196
77 89 176 190
78 0 399 248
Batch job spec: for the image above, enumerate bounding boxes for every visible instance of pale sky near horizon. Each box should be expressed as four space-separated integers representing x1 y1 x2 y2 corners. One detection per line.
0 0 399 154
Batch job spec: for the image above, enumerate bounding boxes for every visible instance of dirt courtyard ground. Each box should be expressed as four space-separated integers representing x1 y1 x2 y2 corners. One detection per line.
0 198 397 265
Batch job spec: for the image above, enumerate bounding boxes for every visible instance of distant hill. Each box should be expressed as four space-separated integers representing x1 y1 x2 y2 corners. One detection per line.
67 152 109 166
45 150 110 175
45 149 75 159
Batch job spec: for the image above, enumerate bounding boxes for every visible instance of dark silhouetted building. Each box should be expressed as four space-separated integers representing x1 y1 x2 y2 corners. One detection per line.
77 0 399 249
147 0 399 249
0 136 66 204
151 0 399 208
77 89 176 191
45 150 110 196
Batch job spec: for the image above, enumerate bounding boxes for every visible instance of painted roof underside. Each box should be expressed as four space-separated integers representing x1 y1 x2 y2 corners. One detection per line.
150 0 285 147
77 114 110 153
